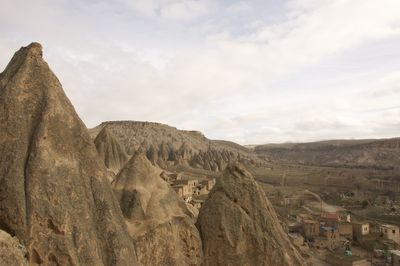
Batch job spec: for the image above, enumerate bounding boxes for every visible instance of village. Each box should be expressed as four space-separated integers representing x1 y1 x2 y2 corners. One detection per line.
160 171 216 210
266 188 400 266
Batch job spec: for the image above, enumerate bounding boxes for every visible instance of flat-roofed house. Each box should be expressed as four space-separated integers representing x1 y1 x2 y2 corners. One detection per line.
380 224 400 245
352 222 369 243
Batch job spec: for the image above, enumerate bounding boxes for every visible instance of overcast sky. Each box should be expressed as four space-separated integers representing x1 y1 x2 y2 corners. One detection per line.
1 0 400 144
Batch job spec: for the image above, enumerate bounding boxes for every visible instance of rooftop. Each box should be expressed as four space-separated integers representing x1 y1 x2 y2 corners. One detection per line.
381 224 399 229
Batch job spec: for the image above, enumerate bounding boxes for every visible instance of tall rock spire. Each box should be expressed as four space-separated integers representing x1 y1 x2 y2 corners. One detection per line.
196 163 305 266
0 43 138 265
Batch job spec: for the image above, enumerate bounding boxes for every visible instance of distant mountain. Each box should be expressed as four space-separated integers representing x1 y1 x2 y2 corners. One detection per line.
90 121 262 173
254 138 400 169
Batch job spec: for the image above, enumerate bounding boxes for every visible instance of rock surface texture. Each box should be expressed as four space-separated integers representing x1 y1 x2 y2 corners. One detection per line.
113 153 203 266
90 121 262 172
196 163 305 266
0 230 28 266
0 43 138 265
94 126 129 175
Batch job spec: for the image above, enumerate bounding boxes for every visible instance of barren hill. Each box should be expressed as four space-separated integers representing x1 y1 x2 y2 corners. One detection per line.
90 121 262 172
254 138 400 169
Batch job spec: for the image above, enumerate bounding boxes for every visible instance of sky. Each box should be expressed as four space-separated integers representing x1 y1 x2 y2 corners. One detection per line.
1 0 400 144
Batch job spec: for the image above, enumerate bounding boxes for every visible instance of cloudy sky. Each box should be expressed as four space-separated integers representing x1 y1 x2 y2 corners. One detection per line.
1 0 400 144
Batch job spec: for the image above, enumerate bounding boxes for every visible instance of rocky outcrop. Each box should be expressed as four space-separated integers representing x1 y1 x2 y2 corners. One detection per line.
0 230 28 266
0 43 137 265
113 153 203 265
90 121 262 172
196 163 305 266
94 126 129 175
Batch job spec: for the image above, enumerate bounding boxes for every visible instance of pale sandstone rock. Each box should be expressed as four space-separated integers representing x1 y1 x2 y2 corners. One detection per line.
196 163 306 266
113 153 203 265
0 43 138 265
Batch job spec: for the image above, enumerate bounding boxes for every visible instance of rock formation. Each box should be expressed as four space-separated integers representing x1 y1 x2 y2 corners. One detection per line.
94 126 129 175
196 163 305 266
90 121 262 172
0 43 137 265
0 230 28 266
113 153 203 265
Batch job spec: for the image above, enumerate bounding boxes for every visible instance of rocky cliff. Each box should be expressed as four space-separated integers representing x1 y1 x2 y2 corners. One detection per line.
196 163 305 266
113 153 203 265
90 121 261 172
0 230 28 265
0 43 138 265
94 126 129 175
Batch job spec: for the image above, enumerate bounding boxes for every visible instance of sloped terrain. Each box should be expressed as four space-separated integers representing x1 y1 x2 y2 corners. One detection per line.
90 121 262 172
255 138 400 170
196 163 305 266
113 153 203 265
0 43 137 265
94 126 129 175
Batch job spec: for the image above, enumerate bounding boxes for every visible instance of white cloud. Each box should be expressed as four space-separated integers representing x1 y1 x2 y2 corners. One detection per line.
1 0 400 144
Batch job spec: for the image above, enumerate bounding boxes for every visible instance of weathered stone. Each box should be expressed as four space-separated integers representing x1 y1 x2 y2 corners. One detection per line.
196 163 305 266
89 121 261 172
94 126 129 175
0 43 138 265
0 230 28 266
113 153 203 265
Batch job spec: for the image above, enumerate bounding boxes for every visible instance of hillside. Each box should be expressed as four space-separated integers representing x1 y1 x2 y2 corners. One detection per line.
90 121 262 172
254 138 400 170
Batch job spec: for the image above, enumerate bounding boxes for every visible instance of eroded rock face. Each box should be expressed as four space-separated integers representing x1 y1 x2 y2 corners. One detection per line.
113 153 203 265
94 126 129 175
0 230 28 266
0 43 138 265
196 163 305 266
90 121 261 172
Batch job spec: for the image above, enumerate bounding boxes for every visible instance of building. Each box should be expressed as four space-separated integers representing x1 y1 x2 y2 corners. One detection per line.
200 179 215 191
321 226 340 241
380 224 400 245
319 226 341 250
302 219 320 240
352 222 369 242
319 212 340 226
339 222 353 239
172 184 192 197
190 198 203 209
390 250 400 266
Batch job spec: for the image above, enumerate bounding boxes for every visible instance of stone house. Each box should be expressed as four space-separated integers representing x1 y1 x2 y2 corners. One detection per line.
319 212 340 226
390 250 400 266
352 222 369 243
380 224 400 245
302 219 319 240
200 179 215 191
172 184 192 197
338 222 353 239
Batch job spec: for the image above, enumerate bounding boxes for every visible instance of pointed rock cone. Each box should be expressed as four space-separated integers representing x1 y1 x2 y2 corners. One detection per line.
113 153 203 265
196 163 305 266
94 126 129 175
0 43 138 265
